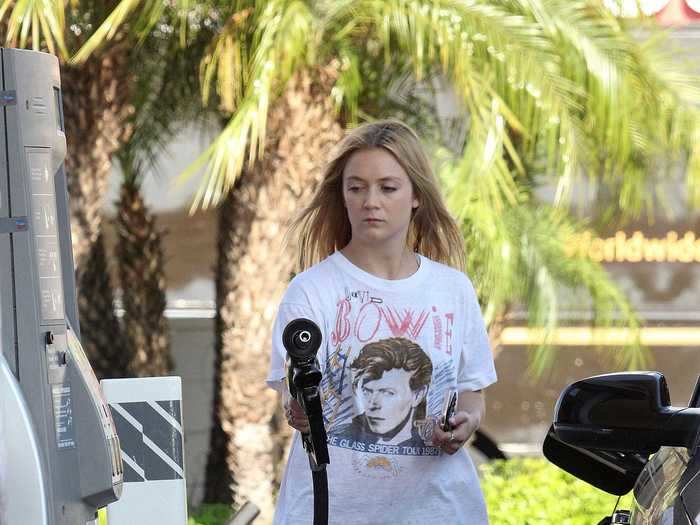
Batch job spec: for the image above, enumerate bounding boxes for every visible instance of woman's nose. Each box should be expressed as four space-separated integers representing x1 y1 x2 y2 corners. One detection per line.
363 187 380 208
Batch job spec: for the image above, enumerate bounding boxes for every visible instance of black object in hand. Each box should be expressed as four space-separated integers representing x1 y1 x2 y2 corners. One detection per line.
283 318 322 363
441 390 458 432
283 318 329 467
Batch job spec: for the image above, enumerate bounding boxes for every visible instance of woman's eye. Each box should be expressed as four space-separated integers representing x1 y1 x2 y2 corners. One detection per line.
382 186 397 192
347 186 360 192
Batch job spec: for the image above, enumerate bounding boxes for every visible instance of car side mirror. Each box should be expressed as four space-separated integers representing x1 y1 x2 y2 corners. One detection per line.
553 372 700 454
543 425 646 495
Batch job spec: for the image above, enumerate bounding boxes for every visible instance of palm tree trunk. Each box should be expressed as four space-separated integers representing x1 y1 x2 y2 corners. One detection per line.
115 179 172 377
203 64 344 521
76 232 129 378
61 48 134 377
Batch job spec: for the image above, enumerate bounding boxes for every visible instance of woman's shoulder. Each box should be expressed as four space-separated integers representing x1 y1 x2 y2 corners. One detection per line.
290 254 339 283
420 255 473 288
284 254 341 297
420 258 481 313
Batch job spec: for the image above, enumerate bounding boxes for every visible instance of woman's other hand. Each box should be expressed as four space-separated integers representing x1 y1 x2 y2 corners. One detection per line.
432 390 485 455
432 410 478 454
284 397 310 433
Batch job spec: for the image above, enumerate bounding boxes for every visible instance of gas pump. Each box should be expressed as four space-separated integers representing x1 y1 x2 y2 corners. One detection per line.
0 48 122 525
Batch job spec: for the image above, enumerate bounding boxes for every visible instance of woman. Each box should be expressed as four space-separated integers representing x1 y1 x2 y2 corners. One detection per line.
266 119 497 524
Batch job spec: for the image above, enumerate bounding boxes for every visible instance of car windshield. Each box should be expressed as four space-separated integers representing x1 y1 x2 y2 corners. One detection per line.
632 447 689 524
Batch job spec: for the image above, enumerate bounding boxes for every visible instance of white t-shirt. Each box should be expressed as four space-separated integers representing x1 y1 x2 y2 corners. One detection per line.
267 252 497 525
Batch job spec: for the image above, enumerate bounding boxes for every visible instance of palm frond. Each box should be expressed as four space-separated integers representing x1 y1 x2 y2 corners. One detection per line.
330 45 363 125
510 206 646 375
199 7 252 112
181 0 315 211
633 33 700 205
441 96 523 220
71 0 140 63
445 182 647 374
71 0 192 64
350 0 592 217
117 20 209 188
0 0 68 57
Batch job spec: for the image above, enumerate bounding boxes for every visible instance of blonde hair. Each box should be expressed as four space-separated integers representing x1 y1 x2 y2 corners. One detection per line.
290 119 466 271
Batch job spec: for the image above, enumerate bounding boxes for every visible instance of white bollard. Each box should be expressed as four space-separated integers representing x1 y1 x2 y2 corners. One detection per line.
101 377 188 525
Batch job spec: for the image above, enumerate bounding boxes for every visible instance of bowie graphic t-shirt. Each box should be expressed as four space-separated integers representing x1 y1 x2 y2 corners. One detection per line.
267 252 497 525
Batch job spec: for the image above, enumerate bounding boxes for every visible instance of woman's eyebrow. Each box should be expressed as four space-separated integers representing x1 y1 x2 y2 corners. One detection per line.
344 175 402 183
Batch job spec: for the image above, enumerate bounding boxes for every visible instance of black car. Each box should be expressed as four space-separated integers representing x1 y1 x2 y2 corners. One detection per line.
543 372 700 524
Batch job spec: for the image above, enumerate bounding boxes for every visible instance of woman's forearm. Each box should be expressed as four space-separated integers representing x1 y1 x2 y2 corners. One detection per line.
457 389 485 437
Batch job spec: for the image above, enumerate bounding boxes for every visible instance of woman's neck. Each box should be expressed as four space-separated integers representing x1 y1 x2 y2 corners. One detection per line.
340 241 419 280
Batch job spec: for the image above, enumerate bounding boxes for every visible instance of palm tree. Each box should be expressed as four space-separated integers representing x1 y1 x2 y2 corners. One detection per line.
16 0 700 520
112 21 212 378
115 169 172 376
204 65 345 513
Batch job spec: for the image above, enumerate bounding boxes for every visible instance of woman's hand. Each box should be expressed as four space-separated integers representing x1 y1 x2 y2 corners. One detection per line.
432 410 479 454
284 397 310 433
432 390 485 455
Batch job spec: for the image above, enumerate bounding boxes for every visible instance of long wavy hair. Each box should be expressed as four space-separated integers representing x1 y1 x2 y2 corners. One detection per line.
289 119 466 271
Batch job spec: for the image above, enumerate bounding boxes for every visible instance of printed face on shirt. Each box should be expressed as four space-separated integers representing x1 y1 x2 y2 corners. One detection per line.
358 368 427 435
342 148 419 247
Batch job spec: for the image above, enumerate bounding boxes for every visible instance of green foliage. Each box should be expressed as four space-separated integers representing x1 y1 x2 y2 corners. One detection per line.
188 503 234 525
481 458 633 525
98 504 234 525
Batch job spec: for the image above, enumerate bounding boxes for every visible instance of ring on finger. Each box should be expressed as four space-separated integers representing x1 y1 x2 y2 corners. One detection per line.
449 431 456 443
